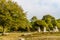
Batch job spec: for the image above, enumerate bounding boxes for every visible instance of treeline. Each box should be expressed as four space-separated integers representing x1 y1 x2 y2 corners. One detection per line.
31 15 60 32
0 0 60 35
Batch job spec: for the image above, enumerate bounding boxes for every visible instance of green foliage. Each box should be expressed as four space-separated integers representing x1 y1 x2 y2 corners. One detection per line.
0 0 60 32
56 19 60 30
57 19 60 23
42 14 57 30
31 16 37 22
31 15 60 31
35 20 47 27
42 14 55 23
31 19 48 31
0 0 32 34
48 23 53 30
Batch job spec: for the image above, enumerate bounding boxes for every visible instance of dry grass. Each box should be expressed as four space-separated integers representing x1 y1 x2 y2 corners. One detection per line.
0 32 24 40
0 32 60 40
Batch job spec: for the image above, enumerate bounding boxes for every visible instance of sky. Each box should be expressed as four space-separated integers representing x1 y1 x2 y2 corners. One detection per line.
13 0 60 19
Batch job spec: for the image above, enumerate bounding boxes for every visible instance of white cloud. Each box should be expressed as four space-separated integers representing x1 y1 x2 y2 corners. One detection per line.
13 0 60 19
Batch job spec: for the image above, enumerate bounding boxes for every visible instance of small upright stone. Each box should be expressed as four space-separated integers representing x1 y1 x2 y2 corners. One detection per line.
19 38 25 40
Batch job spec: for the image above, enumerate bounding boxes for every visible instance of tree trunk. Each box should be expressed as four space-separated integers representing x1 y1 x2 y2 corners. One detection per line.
54 26 59 32
2 26 5 35
43 27 46 32
27 27 30 32
38 27 41 32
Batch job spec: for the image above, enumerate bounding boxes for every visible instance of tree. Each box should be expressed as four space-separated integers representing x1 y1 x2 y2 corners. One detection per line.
57 19 60 23
48 23 53 31
0 0 31 35
31 16 37 22
42 14 55 23
34 20 48 32
42 14 57 31
56 19 60 31
30 16 38 31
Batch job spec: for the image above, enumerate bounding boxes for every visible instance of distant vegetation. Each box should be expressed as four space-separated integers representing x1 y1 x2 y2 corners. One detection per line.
0 0 60 35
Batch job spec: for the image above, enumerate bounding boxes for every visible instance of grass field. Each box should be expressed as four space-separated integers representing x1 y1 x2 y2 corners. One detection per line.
1 32 60 40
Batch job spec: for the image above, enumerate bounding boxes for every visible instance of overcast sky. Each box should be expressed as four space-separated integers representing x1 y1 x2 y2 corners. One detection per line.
13 0 60 19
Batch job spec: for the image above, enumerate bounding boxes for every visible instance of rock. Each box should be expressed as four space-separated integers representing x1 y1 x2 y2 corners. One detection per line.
21 33 31 36
19 38 25 40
